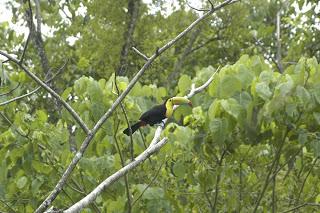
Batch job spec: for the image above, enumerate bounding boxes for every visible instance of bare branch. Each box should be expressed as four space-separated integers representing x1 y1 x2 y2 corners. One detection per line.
36 1 239 211
117 0 140 76
132 47 149 61
0 83 20 97
186 35 221 56
114 121 132 213
64 138 168 212
281 203 320 213
0 53 88 135
295 157 318 205
253 129 289 213
186 1 210 12
276 10 283 73
19 33 31 64
132 161 164 206
34 0 42 34
0 199 17 213
24 0 50 76
114 72 134 161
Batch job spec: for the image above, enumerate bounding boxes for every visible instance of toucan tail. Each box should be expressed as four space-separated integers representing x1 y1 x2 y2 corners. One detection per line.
123 121 144 136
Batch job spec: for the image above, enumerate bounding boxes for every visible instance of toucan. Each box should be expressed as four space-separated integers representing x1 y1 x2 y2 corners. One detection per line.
123 97 192 135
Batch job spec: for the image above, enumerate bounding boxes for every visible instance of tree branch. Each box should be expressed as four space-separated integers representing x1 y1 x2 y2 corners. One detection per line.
0 52 89 134
132 47 149 61
276 9 283 73
295 157 318 205
132 161 164 206
64 138 168 212
36 1 238 211
113 72 134 161
281 203 320 213
24 0 50 76
253 129 289 213
0 82 20 97
114 121 132 213
0 60 67 106
117 0 140 76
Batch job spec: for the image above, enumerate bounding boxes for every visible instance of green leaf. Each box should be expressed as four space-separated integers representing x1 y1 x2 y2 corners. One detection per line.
61 87 72 100
239 91 252 108
313 112 320 125
88 79 103 103
173 161 186 179
259 70 273 83
275 75 294 97
312 85 320 104
256 82 272 100
220 98 243 120
178 75 192 93
209 118 228 144
208 100 221 120
77 57 90 69
16 176 27 189
32 160 53 175
235 64 254 88
219 75 242 98
311 140 320 158
296 85 311 105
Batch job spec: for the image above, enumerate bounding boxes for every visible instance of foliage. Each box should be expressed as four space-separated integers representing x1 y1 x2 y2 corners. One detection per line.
0 0 320 212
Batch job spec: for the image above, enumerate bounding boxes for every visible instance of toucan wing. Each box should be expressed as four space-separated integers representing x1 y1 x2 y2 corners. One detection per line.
140 104 166 125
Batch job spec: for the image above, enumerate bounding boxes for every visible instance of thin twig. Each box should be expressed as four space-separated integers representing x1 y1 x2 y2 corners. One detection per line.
253 129 289 213
0 112 31 140
0 60 68 106
295 157 318 205
132 161 165 206
114 121 132 213
0 83 20 97
204 190 214 211
131 47 149 61
0 199 16 213
0 52 89 134
113 72 134 161
212 149 227 211
186 1 210 12
19 33 31 64
281 203 320 213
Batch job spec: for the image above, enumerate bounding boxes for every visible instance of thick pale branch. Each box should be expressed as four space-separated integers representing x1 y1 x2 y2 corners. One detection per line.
0 52 89 134
64 138 168 212
36 1 238 212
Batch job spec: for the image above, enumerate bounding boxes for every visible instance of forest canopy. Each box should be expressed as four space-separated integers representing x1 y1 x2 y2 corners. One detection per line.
0 0 320 212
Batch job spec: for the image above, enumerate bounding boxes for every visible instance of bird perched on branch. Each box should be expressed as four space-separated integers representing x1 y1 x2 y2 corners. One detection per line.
123 97 192 135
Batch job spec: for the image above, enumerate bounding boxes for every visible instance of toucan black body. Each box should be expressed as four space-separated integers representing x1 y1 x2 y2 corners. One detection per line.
123 97 192 136
123 104 166 136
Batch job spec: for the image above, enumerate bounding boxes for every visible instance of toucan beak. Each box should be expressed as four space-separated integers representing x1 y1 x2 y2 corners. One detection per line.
188 101 193 107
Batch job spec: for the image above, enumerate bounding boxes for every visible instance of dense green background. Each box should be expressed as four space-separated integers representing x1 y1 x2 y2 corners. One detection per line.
0 0 320 212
